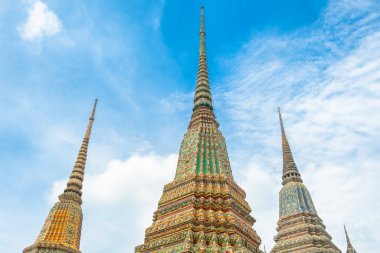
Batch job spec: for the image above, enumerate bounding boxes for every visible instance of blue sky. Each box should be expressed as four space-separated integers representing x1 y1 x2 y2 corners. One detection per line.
1 0 380 252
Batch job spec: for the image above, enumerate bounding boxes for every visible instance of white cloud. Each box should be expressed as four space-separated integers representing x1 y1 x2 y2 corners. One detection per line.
222 0 380 252
236 160 280 250
151 0 165 31
18 1 62 41
157 92 193 113
49 153 177 253
22 0 380 252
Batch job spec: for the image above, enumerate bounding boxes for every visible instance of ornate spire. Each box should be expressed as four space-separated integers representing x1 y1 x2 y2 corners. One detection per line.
136 8 262 253
24 99 98 253
61 98 97 203
173 6 233 180
344 225 352 246
189 6 217 128
278 107 302 185
272 108 341 253
345 225 358 253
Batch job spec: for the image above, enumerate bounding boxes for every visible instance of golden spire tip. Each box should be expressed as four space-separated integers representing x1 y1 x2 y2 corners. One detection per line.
90 98 98 121
278 106 285 132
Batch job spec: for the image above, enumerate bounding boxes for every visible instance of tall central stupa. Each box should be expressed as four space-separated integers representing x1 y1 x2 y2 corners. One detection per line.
135 7 262 253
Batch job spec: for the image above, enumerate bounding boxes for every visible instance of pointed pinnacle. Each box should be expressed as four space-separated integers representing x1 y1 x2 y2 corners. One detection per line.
344 225 352 246
344 225 358 252
90 98 98 120
200 6 205 33
278 107 285 134
63 99 98 201
193 6 212 111
84 98 97 138
278 107 302 185
189 6 217 128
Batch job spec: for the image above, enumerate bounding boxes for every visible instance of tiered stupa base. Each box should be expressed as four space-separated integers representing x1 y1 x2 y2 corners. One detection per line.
23 244 81 253
135 174 262 253
272 212 341 253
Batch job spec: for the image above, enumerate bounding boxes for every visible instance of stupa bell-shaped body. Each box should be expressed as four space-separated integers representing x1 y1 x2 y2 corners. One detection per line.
271 108 341 253
135 7 262 253
23 100 97 253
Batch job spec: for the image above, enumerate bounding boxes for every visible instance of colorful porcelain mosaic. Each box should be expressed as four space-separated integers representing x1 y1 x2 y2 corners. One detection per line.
279 181 316 217
135 174 262 253
175 127 233 180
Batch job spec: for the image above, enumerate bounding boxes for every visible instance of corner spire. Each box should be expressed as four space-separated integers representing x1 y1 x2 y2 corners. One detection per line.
278 107 302 185
200 6 205 33
189 6 217 128
344 225 352 246
61 99 98 203
344 225 358 253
